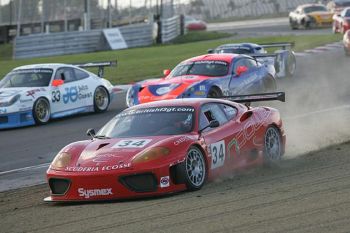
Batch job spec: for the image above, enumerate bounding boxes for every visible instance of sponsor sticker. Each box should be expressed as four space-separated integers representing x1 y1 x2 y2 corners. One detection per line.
112 139 152 148
78 188 113 199
160 176 170 188
64 163 131 172
118 106 195 117
210 140 226 170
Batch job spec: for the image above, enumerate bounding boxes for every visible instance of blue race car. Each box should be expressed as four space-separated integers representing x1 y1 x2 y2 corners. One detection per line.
126 53 277 107
208 42 296 78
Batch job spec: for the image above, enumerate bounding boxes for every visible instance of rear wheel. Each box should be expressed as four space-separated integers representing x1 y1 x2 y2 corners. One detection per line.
286 52 296 78
264 126 282 165
33 98 50 125
332 22 338 33
263 75 277 92
94 86 110 113
176 146 207 191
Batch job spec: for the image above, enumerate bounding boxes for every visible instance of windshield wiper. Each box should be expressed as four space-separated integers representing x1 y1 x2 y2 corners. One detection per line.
94 135 111 139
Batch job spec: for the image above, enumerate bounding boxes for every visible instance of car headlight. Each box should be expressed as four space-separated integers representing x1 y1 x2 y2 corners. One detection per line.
50 152 72 169
132 147 170 164
0 94 21 107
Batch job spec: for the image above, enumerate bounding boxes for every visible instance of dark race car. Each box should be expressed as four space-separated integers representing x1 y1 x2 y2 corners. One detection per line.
45 92 285 202
207 42 296 79
126 54 277 107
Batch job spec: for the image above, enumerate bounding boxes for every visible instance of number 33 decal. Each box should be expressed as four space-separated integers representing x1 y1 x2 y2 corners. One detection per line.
210 140 226 169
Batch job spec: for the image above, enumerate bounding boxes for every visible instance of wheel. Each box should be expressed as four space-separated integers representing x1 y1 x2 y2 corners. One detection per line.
340 24 345 34
94 86 110 113
289 18 298 30
263 126 282 165
33 98 50 125
176 146 207 191
286 52 296 78
263 75 277 92
207 87 222 98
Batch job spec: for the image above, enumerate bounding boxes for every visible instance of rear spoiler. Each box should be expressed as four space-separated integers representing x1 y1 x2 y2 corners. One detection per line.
260 42 295 50
246 53 277 58
219 92 285 103
73 60 117 78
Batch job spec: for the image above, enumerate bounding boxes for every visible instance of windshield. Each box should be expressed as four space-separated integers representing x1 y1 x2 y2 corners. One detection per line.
97 106 195 138
335 0 350 7
170 61 229 78
0 69 53 88
216 48 251 54
304 6 327 13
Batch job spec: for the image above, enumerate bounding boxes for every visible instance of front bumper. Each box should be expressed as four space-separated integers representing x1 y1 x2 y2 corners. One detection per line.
0 110 35 129
45 166 186 202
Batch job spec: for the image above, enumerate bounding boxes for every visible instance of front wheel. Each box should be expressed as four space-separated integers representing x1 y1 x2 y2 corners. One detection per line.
263 126 282 165
263 75 277 92
286 52 296 78
207 87 222 98
33 98 51 125
177 146 207 191
94 86 110 113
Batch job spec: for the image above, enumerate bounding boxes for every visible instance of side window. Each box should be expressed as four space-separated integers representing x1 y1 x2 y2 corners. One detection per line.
220 104 237 120
74 68 90 80
199 103 228 131
233 58 257 74
55 67 76 83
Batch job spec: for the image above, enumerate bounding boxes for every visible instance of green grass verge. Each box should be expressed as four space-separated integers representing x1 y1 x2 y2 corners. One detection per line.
172 31 232 44
0 34 342 84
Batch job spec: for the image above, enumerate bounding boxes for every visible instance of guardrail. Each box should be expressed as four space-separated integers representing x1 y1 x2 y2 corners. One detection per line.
14 23 154 59
161 15 181 43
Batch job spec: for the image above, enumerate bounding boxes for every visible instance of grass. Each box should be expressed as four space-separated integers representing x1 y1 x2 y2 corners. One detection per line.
172 31 232 44
0 34 342 84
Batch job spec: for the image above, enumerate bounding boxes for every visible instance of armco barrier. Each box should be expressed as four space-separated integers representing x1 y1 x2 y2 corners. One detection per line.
161 15 181 43
14 23 154 59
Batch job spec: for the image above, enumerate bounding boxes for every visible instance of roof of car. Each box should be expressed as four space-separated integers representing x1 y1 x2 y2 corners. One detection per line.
128 98 235 110
13 63 78 70
216 43 261 50
182 54 239 63
299 3 326 9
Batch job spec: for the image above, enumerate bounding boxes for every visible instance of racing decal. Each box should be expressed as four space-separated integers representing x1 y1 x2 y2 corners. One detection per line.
62 85 92 104
26 88 45 98
12 68 52 74
210 140 226 170
160 176 170 188
119 107 195 117
112 139 152 148
0 109 7 114
64 163 131 172
63 87 78 104
19 99 32 103
78 188 113 199
228 139 240 157
174 136 192 146
193 60 228 66
52 90 61 102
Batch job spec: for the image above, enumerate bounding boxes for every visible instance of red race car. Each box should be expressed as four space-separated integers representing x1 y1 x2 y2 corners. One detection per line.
185 16 207 31
343 29 350 55
332 7 350 33
45 92 285 202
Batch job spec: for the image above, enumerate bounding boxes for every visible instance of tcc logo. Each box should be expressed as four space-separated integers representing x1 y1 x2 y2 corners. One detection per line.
63 87 78 104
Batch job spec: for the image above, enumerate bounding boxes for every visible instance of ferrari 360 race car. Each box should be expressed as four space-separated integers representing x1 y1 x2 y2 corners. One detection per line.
126 54 277 107
45 92 286 202
289 4 333 29
0 61 118 129
207 42 296 78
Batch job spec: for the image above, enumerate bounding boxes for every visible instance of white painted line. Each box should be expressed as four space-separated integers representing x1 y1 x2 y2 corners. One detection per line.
285 104 350 120
0 163 50 176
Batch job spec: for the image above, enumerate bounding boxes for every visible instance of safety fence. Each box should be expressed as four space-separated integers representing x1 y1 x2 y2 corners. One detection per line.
161 15 182 43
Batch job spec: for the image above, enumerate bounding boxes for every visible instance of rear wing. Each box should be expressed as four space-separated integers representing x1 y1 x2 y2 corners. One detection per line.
220 92 285 103
73 60 117 78
246 53 277 58
260 42 295 50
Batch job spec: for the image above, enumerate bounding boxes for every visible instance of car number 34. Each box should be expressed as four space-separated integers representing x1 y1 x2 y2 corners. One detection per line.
210 140 226 169
112 139 152 148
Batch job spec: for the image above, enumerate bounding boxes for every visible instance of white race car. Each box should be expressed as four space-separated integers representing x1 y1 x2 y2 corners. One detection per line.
0 61 118 129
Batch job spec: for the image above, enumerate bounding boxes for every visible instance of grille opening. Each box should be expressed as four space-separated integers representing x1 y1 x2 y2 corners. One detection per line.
0 116 8 124
119 173 157 193
49 178 70 195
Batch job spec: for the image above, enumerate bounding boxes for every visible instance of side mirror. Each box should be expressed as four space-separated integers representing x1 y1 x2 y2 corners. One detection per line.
86 128 95 139
199 120 220 134
163 69 171 76
236 66 248 76
52 79 64 87
207 49 214 54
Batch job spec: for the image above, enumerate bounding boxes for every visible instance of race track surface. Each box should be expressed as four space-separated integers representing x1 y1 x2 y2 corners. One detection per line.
1 142 350 233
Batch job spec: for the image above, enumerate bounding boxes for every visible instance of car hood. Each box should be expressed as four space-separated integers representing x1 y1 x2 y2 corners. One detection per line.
67 135 194 169
138 75 209 103
308 11 333 17
0 88 28 98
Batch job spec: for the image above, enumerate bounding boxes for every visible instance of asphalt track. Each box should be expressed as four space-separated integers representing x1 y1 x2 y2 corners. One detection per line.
1 19 350 232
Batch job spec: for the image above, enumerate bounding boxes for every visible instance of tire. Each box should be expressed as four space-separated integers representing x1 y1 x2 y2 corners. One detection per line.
207 87 222 98
263 75 277 92
93 86 110 113
176 146 207 191
263 126 282 165
33 98 51 125
340 25 345 34
289 18 298 30
286 52 296 78
332 22 338 34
